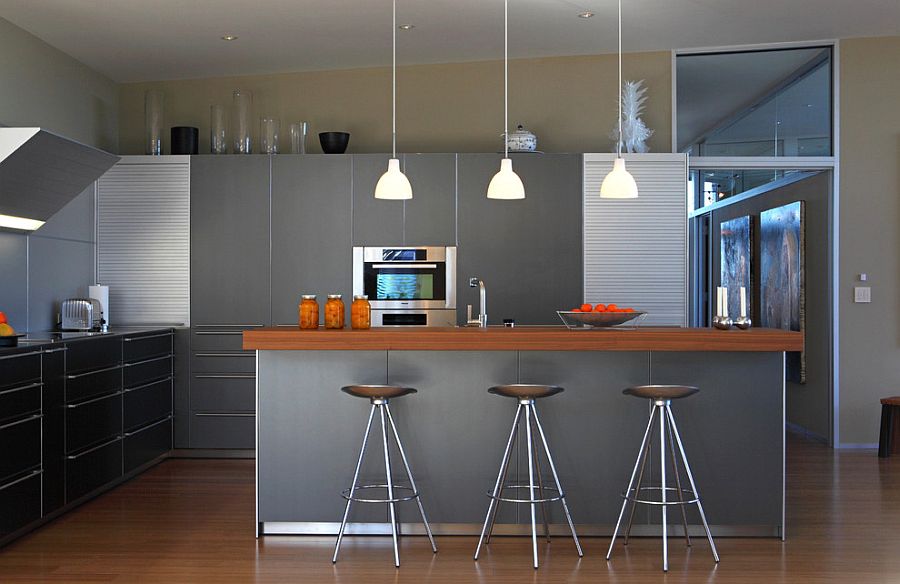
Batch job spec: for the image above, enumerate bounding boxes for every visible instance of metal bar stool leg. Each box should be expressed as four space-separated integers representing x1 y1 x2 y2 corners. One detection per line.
607 405 657 561
333 404 377 564
484 408 520 546
378 405 400 568
665 406 719 563
531 405 583 557
624 411 655 545
667 412 691 547
659 403 669 572
474 404 522 560
529 413 551 542
384 405 437 554
524 403 540 569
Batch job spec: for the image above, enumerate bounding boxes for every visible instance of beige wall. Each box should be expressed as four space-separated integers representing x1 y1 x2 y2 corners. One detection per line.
0 18 118 152
839 37 900 444
118 52 671 155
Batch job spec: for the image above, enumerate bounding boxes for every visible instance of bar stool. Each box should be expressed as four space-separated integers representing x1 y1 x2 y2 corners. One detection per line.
606 385 719 572
332 385 437 567
474 384 583 569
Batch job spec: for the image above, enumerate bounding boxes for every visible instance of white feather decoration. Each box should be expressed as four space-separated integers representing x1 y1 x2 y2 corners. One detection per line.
610 79 654 153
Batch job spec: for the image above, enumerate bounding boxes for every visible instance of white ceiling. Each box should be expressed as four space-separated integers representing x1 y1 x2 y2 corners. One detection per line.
0 0 898 83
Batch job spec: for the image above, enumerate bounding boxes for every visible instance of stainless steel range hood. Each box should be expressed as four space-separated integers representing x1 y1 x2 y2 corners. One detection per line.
0 128 120 232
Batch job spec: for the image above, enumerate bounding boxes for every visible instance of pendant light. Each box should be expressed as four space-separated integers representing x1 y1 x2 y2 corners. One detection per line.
600 0 638 199
486 0 525 200
374 0 413 200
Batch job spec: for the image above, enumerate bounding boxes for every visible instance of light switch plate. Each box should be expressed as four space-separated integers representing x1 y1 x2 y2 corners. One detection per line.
854 286 871 303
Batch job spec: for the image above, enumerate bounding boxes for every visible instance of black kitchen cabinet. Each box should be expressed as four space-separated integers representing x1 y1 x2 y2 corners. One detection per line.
351 153 404 245
402 153 457 246
41 347 66 514
122 332 173 473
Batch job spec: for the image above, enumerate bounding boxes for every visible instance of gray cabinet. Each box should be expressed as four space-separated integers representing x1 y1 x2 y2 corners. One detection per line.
271 155 353 325
351 154 403 245
190 155 271 326
456 153 583 325
402 154 457 246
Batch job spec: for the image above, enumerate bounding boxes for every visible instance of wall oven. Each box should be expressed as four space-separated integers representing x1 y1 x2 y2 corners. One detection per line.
353 246 456 327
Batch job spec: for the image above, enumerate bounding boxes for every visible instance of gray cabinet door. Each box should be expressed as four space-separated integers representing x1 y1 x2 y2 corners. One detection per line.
456 153 583 325
351 154 404 245
271 155 352 325
402 154 457 246
190 156 271 326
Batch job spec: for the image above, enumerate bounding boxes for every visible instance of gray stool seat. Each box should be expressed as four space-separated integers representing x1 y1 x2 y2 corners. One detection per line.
341 384 417 400
489 384 564 400
623 385 698 401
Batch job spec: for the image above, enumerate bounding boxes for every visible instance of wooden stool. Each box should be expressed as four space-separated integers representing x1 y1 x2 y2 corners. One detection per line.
879 397 900 458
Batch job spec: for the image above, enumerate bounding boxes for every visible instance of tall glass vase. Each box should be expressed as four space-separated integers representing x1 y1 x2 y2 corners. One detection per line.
144 90 164 155
260 117 280 154
210 104 227 154
232 90 252 154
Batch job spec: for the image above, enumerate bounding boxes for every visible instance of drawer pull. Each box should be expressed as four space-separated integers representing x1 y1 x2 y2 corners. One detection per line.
124 376 173 393
66 391 122 409
194 412 255 418
0 381 43 396
0 468 43 492
66 364 122 379
123 354 172 368
124 415 172 437
0 351 41 361
194 331 245 336
66 435 122 460
123 332 173 342
0 413 42 431
42 347 69 354
195 324 263 328
193 374 255 380
194 352 255 358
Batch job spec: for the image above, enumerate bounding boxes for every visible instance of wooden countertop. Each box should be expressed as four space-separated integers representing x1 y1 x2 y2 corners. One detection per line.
243 326 803 352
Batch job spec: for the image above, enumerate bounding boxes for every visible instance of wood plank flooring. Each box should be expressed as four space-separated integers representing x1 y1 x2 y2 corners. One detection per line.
0 435 897 583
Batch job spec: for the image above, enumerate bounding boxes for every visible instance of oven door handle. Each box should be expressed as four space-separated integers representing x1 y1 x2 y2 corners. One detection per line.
371 263 438 269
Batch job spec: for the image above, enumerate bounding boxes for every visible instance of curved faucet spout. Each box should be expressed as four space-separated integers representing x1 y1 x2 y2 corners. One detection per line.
468 277 487 327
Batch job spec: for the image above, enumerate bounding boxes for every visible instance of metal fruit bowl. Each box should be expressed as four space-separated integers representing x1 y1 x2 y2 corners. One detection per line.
0 334 25 347
557 311 647 330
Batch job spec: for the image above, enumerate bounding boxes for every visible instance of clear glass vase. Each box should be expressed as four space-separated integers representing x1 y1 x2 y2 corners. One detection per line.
210 104 227 154
260 117 280 154
232 90 252 154
290 121 309 154
144 90 164 155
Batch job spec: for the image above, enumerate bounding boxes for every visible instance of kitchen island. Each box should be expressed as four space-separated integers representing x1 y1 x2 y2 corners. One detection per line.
245 326 802 538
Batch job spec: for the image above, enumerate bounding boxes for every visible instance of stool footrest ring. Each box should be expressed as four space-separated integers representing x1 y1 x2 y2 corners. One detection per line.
341 484 419 504
487 484 564 504
621 486 700 506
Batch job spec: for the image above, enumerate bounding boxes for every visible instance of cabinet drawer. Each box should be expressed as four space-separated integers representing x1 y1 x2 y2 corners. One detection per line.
0 352 41 392
66 436 122 503
0 415 41 483
0 470 42 538
124 416 171 473
66 365 122 404
191 327 260 352
123 332 173 363
123 355 171 389
0 381 42 425
190 376 255 411
67 337 121 374
190 413 255 449
124 377 172 431
66 392 122 454
191 352 256 374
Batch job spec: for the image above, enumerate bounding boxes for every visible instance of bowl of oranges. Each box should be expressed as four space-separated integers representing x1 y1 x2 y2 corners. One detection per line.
0 311 23 347
557 303 646 329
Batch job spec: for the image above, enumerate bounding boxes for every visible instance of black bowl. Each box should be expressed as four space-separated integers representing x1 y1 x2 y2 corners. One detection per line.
319 132 350 154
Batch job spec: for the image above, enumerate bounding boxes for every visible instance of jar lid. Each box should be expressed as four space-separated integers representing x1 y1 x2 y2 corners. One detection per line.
353 295 368 300
301 294 317 300
327 294 343 299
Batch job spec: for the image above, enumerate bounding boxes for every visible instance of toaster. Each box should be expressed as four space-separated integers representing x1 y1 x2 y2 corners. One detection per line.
61 298 102 331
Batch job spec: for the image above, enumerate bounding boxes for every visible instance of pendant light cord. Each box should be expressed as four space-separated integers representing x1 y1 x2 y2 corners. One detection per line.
392 0 397 159
504 0 509 159
616 0 622 158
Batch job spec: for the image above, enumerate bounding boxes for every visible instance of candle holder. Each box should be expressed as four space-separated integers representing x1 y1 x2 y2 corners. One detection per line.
734 316 752 330
712 315 733 330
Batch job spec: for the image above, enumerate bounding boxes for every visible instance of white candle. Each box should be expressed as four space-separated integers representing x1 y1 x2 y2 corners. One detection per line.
722 286 729 318
740 286 747 318
716 287 723 318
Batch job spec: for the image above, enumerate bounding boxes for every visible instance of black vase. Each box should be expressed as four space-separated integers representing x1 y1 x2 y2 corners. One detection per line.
319 132 350 154
171 126 199 155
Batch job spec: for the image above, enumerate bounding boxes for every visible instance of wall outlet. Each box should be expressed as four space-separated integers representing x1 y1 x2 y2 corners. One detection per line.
854 286 872 303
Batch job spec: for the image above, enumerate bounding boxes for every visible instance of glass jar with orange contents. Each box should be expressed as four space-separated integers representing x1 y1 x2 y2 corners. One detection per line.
324 294 345 329
351 295 371 330
298 295 319 329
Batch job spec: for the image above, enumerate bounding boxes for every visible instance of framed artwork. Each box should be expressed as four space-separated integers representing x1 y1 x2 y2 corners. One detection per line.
720 215 752 320
760 201 806 383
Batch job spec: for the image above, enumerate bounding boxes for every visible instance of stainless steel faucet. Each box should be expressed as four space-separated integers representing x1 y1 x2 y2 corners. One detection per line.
466 277 487 327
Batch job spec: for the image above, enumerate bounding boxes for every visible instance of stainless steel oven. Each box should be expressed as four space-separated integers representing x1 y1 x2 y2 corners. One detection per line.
353 246 456 327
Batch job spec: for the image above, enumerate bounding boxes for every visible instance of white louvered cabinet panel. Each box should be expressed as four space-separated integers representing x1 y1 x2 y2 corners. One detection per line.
97 156 190 326
583 153 688 326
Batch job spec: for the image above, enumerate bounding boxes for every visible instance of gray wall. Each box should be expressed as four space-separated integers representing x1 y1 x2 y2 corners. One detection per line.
710 172 832 441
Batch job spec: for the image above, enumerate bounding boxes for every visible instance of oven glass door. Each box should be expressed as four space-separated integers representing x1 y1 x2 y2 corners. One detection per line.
363 262 447 305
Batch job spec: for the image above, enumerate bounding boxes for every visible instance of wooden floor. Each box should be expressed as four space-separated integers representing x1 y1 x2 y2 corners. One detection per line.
0 435 898 583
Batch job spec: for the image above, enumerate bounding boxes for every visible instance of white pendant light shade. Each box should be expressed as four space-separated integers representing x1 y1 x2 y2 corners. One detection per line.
600 158 638 199
374 158 412 200
487 158 525 200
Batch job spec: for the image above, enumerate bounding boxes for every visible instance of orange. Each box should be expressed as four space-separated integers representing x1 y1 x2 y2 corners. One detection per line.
594 304 607 312
623 307 635 313
571 308 582 312
580 304 592 312
0 311 6 324
607 304 618 312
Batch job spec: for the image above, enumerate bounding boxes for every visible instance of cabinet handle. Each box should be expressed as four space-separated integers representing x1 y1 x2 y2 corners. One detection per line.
123 376 172 393
0 468 42 492
194 412 255 418
372 263 438 269
194 331 246 336
0 381 43 396
194 324 264 328
123 354 172 368
123 332 173 342
66 436 122 460
194 352 255 358
66 364 122 379
0 351 41 361
0 413 42 431
124 415 172 437
193 374 255 380
66 391 122 409
42 347 68 354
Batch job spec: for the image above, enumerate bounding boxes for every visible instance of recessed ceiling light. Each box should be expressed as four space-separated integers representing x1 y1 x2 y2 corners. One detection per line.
221 34 238 41
398 24 415 30
578 11 594 18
